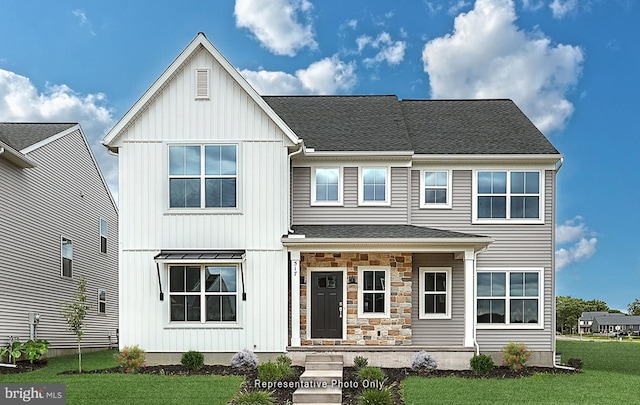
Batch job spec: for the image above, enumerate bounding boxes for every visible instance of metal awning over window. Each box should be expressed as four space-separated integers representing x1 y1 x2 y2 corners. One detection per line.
154 250 245 262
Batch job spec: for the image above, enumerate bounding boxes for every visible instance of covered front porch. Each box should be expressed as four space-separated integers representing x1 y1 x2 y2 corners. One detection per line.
282 224 493 369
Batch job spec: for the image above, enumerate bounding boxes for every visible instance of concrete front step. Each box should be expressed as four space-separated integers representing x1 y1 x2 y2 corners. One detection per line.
304 361 343 371
292 387 342 404
305 354 344 363
299 369 343 385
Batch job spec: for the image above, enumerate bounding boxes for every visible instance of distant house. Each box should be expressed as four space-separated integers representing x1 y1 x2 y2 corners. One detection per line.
579 312 640 335
0 123 118 356
103 33 563 368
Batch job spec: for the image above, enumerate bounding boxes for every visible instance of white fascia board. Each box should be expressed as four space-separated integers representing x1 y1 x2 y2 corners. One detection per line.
412 153 564 166
0 142 37 168
102 33 301 149
21 124 80 154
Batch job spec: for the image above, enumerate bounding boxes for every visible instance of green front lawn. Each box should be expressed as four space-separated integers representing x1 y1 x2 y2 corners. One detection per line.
0 350 243 405
402 340 640 404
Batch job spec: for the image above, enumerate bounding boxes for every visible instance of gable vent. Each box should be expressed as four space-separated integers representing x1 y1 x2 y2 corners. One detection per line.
195 69 210 99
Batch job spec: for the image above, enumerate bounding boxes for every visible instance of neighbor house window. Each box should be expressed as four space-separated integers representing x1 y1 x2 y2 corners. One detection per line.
359 167 390 205
475 170 541 221
97 289 106 314
421 170 451 208
358 267 390 317
311 167 342 205
100 218 108 254
419 267 452 319
168 145 237 208
477 270 541 326
169 265 238 323
61 238 73 278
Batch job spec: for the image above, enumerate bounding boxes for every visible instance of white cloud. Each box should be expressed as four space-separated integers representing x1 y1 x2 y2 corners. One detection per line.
240 55 357 95
549 0 578 19
520 0 545 11
555 216 598 270
234 0 317 56
358 32 407 67
449 0 472 15
71 9 96 36
421 0 584 133
0 69 117 198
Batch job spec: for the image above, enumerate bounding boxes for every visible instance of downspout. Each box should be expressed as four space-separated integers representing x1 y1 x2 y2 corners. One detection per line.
287 142 305 234
473 248 487 356
0 146 4 156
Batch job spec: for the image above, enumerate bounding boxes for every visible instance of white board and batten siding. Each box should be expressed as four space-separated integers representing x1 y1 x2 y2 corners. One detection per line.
410 169 556 351
0 129 118 350
116 46 294 353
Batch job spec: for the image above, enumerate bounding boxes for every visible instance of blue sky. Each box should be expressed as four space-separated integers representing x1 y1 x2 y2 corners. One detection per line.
1 0 638 311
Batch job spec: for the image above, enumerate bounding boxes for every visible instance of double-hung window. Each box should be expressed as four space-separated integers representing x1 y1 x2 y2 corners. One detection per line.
358 267 390 317
475 170 541 222
97 289 106 314
169 265 238 323
419 267 451 319
168 145 237 209
61 237 73 278
100 218 108 254
359 167 390 205
421 170 451 208
312 167 342 205
477 269 541 327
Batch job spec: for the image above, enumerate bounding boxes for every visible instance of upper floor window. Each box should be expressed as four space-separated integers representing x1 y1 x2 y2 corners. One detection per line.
100 218 108 254
359 167 390 205
311 167 342 205
474 170 542 222
168 145 237 209
419 267 452 319
421 170 451 209
61 237 73 278
97 289 106 314
477 269 541 328
169 265 238 323
358 266 390 318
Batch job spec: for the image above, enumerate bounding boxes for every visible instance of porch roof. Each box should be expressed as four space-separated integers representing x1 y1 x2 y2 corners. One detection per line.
283 224 492 251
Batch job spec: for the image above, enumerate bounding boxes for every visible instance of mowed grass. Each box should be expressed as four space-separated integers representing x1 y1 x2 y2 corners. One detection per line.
402 340 640 405
0 349 243 405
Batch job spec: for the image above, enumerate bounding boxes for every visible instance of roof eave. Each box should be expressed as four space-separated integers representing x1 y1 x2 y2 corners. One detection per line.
413 153 564 164
0 142 37 168
281 236 493 251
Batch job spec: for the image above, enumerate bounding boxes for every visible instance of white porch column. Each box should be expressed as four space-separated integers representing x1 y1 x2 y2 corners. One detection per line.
463 249 475 347
290 250 301 347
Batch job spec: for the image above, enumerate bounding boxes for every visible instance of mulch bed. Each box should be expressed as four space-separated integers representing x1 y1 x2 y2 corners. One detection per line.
5 361 578 404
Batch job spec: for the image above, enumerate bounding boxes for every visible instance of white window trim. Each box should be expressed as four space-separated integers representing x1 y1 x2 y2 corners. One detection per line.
310 166 343 206
358 266 390 318
358 166 391 206
166 264 241 326
97 288 106 314
472 169 544 224
476 267 544 330
420 169 452 209
166 143 241 213
61 237 73 278
419 267 452 319
195 69 210 100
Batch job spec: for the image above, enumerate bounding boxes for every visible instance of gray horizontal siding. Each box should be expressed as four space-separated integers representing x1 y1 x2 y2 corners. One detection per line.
411 254 465 346
292 166 408 224
0 130 118 350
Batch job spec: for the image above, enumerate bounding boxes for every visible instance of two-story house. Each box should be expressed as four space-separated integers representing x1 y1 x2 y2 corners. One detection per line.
103 33 562 368
0 123 118 356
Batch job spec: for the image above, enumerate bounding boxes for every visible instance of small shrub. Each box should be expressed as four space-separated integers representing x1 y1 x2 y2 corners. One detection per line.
353 355 369 370
469 354 494 374
233 389 275 405
1 341 24 365
23 340 49 364
502 342 532 371
567 357 583 369
231 349 258 371
357 366 385 384
359 386 393 405
257 360 291 381
275 354 292 367
114 345 146 374
181 350 204 371
411 350 437 373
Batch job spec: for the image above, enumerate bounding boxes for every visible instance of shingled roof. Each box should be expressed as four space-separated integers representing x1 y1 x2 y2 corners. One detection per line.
263 96 559 155
0 123 77 151
288 224 488 240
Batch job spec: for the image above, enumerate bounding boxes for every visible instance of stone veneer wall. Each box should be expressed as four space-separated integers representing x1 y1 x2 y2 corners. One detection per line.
300 252 412 346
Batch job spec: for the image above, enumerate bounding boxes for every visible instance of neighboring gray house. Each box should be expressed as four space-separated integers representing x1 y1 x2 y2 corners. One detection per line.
103 33 562 369
579 312 640 335
0 123 118 356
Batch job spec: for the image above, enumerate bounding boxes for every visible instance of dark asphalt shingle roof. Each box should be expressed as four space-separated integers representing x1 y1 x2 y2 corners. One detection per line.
289 224 487 239
592 315 640 326
0 123 77 151
263 96 559 155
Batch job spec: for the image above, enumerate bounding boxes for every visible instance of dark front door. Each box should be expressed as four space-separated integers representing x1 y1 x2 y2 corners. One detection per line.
311 271 343 339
